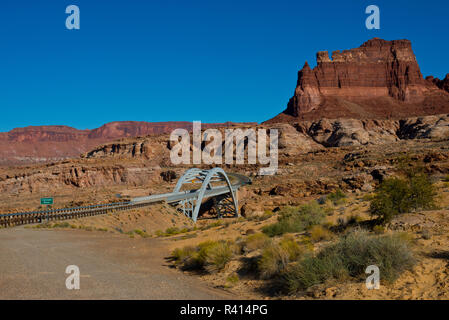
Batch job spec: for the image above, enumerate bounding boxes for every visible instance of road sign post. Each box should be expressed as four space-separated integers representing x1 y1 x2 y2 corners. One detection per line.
41 198 54 205
40 198 53 222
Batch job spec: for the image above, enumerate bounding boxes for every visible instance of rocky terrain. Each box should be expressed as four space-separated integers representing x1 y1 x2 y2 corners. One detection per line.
1 113 448 216
267 38 449 122
0 121 252 166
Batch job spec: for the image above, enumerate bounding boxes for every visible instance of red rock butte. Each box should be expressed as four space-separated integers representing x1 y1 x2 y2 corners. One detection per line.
267 38 449 123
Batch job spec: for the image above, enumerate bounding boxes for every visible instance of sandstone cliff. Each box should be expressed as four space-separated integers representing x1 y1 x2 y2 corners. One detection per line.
267 38 449 122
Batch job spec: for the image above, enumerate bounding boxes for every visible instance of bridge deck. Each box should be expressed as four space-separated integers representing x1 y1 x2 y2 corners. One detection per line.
0 171 251 227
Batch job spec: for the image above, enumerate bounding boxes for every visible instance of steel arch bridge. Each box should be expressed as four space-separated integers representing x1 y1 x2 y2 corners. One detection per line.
173 168 239 222
0 168 251 227
130 167 251 222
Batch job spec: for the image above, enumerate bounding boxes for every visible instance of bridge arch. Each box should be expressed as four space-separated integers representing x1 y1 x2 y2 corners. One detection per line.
174 168 239 222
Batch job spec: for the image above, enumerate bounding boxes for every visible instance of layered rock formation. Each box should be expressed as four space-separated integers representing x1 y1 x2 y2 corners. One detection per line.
268 38 449 122
0 121 252 166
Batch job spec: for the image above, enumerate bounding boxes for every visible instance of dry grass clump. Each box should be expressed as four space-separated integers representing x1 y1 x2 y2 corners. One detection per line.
309 225 333 242
257 235 305 279
156 226 194 237
243 233 271 252
171 240 236 273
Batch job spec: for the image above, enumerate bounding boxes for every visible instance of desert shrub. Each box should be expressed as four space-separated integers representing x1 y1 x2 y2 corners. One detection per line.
257 236 304 279
283 251 347 293
262 202 326 237
226 273 239 285
327 189 347 205
171 240 235 273
134 229 150 238
309 225 332 242
171 246 200 269
279 235 304 260
52 222 70 228
244 233 271 252
281 230 415 294
198 240 235 273
200 220 224 230
165 227 181 235
160 227 192 236
408 173 436 210
370 173 436 223
257 243 291 279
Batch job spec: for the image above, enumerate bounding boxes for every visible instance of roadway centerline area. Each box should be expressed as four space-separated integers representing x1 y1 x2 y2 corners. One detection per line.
0 227 235 299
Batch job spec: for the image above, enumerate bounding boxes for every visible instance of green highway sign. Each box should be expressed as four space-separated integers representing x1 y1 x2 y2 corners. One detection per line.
40 198 54 205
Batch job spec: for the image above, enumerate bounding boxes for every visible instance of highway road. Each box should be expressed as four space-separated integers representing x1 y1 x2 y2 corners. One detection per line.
0 227 235 300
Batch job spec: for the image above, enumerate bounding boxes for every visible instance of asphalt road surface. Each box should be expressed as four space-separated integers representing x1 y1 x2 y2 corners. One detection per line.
0 227 235 299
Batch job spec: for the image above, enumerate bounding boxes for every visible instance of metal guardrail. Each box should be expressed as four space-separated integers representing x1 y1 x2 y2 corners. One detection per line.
0 170 252 228
0 201 155 228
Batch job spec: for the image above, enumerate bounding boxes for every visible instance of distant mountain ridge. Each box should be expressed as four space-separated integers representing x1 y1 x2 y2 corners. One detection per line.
0 121 256 166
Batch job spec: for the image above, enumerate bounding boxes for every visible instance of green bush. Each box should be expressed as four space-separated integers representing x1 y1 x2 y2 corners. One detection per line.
262 202 326 237
370 172 436 223
281 231 415 294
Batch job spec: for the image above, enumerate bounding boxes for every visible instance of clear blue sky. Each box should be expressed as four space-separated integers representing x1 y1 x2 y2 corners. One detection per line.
0 0 448 131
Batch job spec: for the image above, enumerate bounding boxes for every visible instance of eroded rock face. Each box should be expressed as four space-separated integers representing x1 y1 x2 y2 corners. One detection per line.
269 38 449 122
398 114 449 140
294 118 399 147
287 114 448 147
427 74 449 93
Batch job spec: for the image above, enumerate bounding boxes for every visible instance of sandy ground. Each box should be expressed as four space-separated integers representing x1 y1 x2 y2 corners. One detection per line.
0 226 237 300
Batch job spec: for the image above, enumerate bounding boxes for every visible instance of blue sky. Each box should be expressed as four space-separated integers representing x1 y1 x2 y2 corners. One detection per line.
0 0 448 131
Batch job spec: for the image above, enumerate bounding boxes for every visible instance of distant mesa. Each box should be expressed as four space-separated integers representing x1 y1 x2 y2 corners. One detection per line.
0 121 255 166
266 38 449 123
